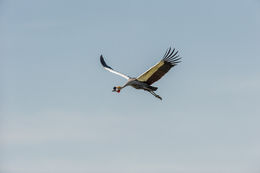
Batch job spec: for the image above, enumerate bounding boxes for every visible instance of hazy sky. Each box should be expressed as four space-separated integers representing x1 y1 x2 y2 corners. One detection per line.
1 0 260 173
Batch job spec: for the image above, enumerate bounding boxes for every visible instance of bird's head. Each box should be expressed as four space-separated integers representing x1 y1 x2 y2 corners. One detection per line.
112 86 121 93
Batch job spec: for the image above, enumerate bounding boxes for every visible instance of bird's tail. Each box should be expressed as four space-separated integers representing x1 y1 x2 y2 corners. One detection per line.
148 86 158 91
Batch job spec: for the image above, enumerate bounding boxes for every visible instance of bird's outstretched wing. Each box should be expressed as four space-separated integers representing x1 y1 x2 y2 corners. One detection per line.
100 55 130 80
137 47 181 85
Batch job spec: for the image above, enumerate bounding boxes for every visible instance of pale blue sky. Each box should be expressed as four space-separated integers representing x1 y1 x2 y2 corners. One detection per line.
1 0 260 173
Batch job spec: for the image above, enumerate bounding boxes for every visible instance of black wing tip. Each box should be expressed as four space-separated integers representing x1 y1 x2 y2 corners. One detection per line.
100 54 112 69
163 46 182 66
100 55 105 66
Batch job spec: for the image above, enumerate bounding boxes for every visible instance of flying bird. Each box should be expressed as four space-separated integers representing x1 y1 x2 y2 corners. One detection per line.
100 47 181 100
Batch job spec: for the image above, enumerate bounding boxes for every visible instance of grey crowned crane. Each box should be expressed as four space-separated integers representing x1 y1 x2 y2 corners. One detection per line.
100 47 181 100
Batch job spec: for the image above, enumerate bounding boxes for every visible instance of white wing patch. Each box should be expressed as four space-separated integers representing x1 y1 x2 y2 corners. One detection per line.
100 55 130 80
104 67 129 80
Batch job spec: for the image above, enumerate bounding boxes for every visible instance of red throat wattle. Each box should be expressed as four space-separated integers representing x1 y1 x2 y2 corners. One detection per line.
117 90 120 93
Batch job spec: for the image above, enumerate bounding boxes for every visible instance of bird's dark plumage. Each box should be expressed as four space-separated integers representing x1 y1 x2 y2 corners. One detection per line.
137 47 181 85
100 55 112 69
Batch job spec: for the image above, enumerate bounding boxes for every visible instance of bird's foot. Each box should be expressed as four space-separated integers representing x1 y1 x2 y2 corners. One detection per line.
149 91 162 100
155 94 162 100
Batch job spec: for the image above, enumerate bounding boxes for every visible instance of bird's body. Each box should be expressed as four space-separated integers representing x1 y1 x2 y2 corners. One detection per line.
100 47 181 100
122 78 161 99
124 78 143 89
122 78 155 90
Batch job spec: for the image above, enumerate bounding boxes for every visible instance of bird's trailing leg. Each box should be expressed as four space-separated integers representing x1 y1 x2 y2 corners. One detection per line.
149 91 162 100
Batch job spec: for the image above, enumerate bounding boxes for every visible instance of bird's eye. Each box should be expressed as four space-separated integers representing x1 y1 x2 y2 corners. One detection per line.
113 87 116 90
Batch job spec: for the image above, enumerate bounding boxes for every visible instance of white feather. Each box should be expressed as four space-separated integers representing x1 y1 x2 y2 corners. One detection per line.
104 67 129 80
